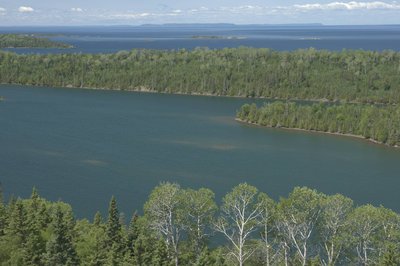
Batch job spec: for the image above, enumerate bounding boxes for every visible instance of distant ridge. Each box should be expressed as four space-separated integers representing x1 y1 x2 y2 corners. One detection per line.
140 23 236 27
139 23 324 27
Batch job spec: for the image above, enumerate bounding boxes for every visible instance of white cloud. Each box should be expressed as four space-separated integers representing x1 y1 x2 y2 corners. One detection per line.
294 1 400 11
0 7 6 12
18 6 34 13
110 12 152 19
71 8 83 12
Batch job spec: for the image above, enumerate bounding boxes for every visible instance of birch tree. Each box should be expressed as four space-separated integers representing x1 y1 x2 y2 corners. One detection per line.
144 182 183 266
276 187 323 266
319 194 353 266
180 188 217 256
348 205 381 266
258 192 277 266
214 183 262 266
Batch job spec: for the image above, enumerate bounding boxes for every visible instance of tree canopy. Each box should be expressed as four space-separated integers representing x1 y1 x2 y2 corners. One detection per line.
237 101 400 147
0 34 72 49
1 47 400 104
0 183 398 265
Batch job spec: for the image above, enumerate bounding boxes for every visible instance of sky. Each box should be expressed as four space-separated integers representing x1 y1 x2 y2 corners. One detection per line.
0 0 399 26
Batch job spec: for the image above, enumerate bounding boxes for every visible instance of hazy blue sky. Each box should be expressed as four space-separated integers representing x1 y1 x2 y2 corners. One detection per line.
0 0 399 25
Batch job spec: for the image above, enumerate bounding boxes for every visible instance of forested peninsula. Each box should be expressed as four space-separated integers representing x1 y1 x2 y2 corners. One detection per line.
237 102 400 147
1 183 399 266
1 47 400 104
0 34 72 49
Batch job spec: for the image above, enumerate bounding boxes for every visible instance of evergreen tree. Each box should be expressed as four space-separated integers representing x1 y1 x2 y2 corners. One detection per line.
45 207 79 266
195 247 215 266
93 211 103 226
105 242 124 266
7 199 27 244
106 196 122 247
104 196 124 265
133 233 154 266
22 224 45 266
151 239 170 266
0 183 6 236
23 187 47 265
125 213 139 258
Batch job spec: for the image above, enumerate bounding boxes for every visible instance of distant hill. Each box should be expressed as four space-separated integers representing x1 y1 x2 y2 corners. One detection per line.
140 23 323 28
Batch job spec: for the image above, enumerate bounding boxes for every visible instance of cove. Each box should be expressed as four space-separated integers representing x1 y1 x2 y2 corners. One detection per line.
1 85 399 217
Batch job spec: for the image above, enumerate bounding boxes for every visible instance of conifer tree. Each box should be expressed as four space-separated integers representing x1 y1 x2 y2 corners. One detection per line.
104 196 124 265
7 199 27 244
23 189 46 265
45 207 79 266
22 224 45 266
106 196 122 247
151 239 170 266
0 183 6 236
195 247 214 266
93 211 103 226
133 234 154 266
125 213 139 259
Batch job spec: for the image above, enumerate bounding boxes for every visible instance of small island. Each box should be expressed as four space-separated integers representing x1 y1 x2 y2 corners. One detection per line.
0 34 73 49
191 35 244 39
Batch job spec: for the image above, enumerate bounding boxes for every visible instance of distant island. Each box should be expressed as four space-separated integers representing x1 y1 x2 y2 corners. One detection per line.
191 35 245 40
0 34 73 49
140 23 324 27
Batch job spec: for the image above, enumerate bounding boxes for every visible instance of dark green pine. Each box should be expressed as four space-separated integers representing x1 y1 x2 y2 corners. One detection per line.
45 207 79 266
105 196 122 247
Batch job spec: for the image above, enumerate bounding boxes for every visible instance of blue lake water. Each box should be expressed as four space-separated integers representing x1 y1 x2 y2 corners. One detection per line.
1 24 400 54
1 85 399 217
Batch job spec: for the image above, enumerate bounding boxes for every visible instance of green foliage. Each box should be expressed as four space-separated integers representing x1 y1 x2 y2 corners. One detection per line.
237 101 400 146
105 196 122 248
0 34 72 49
1 47 400 103
45 206 79 265
180 188 217 255
380 243 400 266
0 185 398 265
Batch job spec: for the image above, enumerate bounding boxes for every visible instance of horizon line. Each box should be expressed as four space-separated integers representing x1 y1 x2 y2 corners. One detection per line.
1 23 400 27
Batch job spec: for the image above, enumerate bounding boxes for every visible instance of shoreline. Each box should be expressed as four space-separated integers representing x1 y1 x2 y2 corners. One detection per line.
0 82 393 105
1 46 73 49
235 118 399 149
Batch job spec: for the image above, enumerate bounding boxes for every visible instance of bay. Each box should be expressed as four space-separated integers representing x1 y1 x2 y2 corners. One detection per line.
1 85 399 217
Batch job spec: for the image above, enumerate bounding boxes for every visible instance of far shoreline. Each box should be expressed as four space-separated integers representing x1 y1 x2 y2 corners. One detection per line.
1 82 393 106
235 118 400 149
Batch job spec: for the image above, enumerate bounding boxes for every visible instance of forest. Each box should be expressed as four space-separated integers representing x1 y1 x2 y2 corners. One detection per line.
237 102 400 147
0 47 400 104
0 34 72 49
0 183 399 266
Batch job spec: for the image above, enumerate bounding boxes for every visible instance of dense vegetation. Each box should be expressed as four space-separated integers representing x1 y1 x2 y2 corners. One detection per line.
1 47 400 103
1 183 399 266
237 102 400 147
0 34 72 49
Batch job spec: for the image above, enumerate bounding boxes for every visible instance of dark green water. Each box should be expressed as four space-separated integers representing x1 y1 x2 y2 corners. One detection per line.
1 85 399 217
